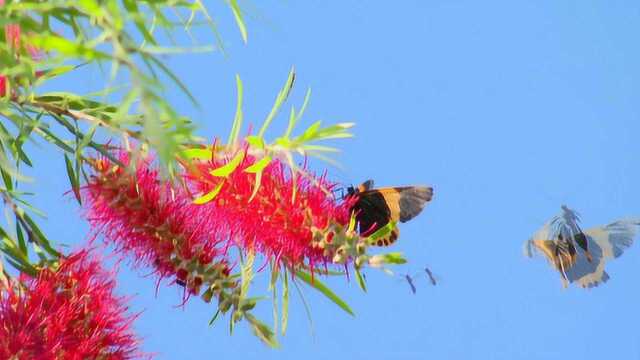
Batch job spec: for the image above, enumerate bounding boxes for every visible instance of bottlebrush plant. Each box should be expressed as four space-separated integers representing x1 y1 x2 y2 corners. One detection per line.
0 0 413 354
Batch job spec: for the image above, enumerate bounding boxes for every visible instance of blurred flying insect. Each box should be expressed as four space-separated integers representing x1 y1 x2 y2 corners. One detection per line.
524 205 640 288
347 180 433 246
402 267 439 294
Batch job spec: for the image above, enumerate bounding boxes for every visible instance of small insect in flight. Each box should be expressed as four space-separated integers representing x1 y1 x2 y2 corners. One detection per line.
403 267 438 294
346 179 433 246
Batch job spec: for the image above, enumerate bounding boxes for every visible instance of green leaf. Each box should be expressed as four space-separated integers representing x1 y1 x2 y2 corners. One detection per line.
367 221 397 243
22 213 60 257
355 267 367 292
228 74 244 147
299 120 322 142
281 272 289 335
290 88 312 138
244 156 272 174
28 34 110 60
257 68 296 138
147 55 200 107
295 270 355 317
64 154 81 205
209 309 221 326
228 0 248 43
245 135 264 149
122 0 157 45
240 251 255 300
245 313 279 348
247 171 262 203
209 151 244 177
77 124 97 153
180 147 212 160
378 252 408 265
15 219 27 255
193 181 224 205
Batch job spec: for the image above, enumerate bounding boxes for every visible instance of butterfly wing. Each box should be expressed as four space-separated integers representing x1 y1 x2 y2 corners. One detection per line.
353 185 432 246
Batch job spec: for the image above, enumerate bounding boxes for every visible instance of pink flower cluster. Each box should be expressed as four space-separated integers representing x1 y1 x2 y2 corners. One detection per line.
187 151 355 270
84 150 354 288
0 250 143 360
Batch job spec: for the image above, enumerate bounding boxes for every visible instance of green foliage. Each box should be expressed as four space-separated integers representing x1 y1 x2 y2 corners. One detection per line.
295 269 355 317
0 0 416 351
0 0 247 274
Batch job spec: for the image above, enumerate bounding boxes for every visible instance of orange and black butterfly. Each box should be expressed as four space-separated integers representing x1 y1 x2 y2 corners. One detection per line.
347 180 433 246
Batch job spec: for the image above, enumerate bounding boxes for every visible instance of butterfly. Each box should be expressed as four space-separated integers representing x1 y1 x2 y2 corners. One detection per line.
524 205 639 288
347 179 433 246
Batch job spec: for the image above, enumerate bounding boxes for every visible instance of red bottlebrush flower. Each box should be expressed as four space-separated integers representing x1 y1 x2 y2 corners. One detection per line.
0 250 144 360
0 75 7 97
84 155 230 296
187 150 356 270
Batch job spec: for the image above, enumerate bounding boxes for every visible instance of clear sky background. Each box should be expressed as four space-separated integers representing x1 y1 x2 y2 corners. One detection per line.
24 1 640 359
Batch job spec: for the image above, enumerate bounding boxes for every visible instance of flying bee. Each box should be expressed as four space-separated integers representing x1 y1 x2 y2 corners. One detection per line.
346 180 433 246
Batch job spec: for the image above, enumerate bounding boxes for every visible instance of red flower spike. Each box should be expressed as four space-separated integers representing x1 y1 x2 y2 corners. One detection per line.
85 154 230 296
0 250 145 360
187 152 357 270
0 76 7 98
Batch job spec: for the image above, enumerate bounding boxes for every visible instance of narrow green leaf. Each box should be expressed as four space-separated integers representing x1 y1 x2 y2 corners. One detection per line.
15 219 27 255
299 120 321 142
228 74 244 147
295 88 312 125
367 221 397 243
284 107 297 140
22 213 60 257
27 34 110 60
245 313 279 348
269 263 280 291
245 135 264 149
228 0 248 43
0 169 12 192
257 68 296 138
209 151 244 177
193 181 224 205
291 277 315 336
272 276 279 336
282 272 289 335
240 251 255 300
77 124 97 153
122 0 157 45
244 156 271 173
247 171 262 203
147 55 201 107
379 252 408 265
355 267 367 292
295 270 355 316
181 147 212 160
64 154 81 205
209 309 221 326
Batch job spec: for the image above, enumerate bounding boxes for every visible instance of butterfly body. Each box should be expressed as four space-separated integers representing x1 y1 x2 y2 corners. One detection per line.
347 180 433 246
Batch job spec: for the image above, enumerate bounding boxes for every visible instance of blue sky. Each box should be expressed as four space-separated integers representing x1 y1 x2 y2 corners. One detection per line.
26 1 640 359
